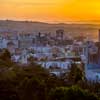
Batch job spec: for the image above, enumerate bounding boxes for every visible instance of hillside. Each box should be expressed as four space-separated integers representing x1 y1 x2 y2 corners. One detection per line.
0 20 99 38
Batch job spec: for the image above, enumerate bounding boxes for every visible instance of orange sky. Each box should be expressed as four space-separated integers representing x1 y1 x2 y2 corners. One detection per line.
0 0 100 23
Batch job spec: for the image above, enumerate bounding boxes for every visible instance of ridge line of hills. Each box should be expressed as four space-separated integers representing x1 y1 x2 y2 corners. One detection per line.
0 20 99 38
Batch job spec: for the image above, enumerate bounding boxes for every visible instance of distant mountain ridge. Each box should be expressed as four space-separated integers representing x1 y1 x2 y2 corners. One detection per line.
0 20 99 38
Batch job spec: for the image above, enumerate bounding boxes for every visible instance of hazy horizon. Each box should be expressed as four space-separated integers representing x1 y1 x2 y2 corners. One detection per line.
1 19 100 25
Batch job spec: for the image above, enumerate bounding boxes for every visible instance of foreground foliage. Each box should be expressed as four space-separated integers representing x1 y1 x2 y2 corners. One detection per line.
49 86 99 100
0 49 100 100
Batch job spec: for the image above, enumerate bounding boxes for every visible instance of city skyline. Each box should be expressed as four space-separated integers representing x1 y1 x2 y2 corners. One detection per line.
0 0 100 23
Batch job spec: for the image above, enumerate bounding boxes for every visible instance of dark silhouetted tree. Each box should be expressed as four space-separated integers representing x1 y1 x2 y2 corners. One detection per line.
49 86 99 100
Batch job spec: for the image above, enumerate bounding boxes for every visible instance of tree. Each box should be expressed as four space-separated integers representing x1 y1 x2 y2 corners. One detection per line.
0 49 11 61
67 63 84 84
0 49 14 67
27 56 35 64
0 79 19 100
49 86 99 100
18 77 46 100
0 61 50 100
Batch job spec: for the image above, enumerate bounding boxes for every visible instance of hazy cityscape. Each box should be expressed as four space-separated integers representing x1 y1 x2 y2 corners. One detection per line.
1 0 100 100
0 20 99 80
0 20 100 100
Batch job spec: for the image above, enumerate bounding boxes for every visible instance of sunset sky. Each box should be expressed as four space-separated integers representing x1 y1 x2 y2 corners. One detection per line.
0 0 100 23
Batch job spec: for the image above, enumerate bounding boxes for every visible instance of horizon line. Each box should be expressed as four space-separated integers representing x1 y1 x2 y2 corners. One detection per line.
0 19 100 25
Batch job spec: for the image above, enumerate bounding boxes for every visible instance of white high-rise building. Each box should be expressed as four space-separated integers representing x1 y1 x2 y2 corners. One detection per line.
0 37 7 49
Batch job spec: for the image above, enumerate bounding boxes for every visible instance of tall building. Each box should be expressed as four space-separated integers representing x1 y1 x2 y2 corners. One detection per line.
98 29 100 42
56 29 64 40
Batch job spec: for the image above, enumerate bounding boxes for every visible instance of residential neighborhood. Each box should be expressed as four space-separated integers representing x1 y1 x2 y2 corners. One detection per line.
0 29 100 81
